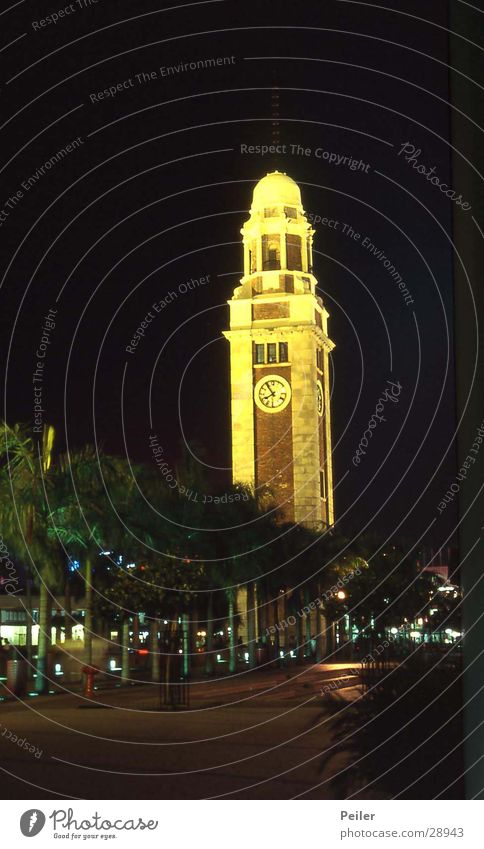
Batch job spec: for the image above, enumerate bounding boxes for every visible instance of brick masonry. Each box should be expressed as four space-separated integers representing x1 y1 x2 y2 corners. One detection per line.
253 365 295 522
252 302 290 321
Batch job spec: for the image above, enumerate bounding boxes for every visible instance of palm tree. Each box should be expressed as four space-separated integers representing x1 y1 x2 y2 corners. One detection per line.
236 494 276 669
49 448 110 665
0 422 61 693
201 484 275 673
49 447 146 678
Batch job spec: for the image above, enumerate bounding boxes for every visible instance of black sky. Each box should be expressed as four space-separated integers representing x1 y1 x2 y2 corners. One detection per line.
0 0 463 546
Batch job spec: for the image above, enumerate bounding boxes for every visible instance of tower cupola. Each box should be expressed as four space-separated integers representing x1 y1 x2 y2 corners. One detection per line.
239 171 315 295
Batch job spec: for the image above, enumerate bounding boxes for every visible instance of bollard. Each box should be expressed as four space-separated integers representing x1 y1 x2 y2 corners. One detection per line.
82 665 98 697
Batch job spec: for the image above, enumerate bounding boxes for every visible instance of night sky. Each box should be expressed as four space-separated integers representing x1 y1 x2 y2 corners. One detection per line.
0 0 459 546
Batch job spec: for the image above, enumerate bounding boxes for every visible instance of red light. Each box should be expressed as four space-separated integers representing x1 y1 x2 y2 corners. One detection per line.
137 649 149 656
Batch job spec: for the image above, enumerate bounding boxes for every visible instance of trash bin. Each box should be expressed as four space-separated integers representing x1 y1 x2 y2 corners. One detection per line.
6 659 28 697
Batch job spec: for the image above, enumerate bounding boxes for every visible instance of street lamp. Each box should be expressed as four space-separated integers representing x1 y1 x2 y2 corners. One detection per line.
335 591 348 650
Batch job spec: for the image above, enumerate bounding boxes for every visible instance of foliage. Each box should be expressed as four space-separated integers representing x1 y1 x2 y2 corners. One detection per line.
343 539 435 634
319 650 464 799
0 422 61 585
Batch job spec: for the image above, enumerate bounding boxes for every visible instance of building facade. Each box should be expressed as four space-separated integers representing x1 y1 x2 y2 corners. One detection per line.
224 172 335 529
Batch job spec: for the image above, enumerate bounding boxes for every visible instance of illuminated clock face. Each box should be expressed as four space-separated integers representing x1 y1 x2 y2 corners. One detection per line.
254 374 292 413
317 380 323 416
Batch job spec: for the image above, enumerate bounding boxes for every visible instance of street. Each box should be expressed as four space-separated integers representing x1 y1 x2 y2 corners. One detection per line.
0 664 357 799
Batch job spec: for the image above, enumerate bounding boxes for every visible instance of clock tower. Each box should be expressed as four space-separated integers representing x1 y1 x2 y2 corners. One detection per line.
224 172 335 529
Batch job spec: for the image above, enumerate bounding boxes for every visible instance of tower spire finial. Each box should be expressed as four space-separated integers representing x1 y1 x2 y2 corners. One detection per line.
271 85 280 147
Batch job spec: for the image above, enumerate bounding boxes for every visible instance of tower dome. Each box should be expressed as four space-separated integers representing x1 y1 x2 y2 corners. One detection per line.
252 171 302 210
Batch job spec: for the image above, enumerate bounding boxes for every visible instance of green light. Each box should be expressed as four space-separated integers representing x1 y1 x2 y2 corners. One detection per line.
28 692 39 697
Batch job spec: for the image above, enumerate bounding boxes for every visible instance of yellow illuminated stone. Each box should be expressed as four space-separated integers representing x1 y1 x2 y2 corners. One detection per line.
224 172 335 529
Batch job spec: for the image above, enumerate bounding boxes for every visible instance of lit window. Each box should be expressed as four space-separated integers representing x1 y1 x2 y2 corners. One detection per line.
267 343 277 363
279 342 288 362
254 344 265 364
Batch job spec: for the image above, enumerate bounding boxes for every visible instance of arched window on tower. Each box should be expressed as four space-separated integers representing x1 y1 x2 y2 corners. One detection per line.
286 234 303 271
262 234 281 270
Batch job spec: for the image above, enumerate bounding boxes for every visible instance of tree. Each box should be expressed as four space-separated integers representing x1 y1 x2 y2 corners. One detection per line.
346 538 434 646
318 652 464 798
0 422 61 693
201 483 276 672
48 446 138 670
